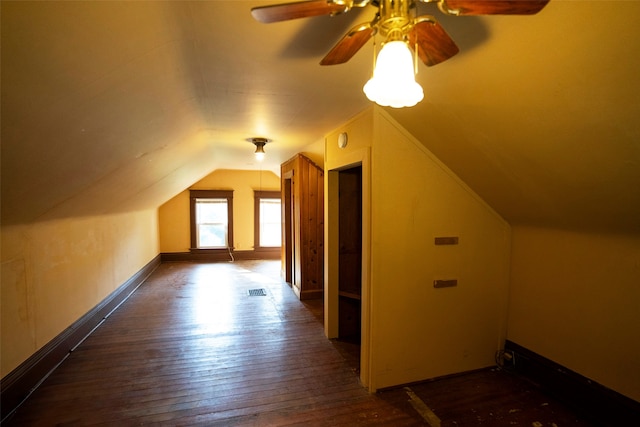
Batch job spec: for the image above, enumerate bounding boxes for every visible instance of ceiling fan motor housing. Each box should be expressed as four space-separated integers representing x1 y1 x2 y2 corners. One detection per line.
377 0 417 39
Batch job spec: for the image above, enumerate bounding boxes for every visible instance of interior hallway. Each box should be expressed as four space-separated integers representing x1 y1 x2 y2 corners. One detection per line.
4 260 593 426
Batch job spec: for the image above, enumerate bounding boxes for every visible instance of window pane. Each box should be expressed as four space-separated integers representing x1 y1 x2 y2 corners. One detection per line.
198 224 227 248
196 198 228 248
260 199 281 247
196 199 227 223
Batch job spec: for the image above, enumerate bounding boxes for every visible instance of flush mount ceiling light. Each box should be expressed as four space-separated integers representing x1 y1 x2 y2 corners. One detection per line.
247 137 270 162
252 0 549 108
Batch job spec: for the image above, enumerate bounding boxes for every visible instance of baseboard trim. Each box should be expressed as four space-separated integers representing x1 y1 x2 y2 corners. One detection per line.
299 289 323 300
161 249 280 263
290 283 323 301
0 254 161 423
504 339 640 426
376 367 493 393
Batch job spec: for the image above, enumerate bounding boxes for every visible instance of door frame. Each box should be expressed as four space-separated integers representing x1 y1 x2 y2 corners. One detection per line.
325 148 373 390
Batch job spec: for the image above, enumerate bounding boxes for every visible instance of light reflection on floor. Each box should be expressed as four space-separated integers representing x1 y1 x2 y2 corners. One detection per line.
187 260 289 336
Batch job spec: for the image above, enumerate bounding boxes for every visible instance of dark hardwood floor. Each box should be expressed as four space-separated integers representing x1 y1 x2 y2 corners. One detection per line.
5 260 594 426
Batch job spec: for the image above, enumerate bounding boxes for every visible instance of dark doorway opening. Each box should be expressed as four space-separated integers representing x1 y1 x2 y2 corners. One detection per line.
337 165 363 368
282 174 294 285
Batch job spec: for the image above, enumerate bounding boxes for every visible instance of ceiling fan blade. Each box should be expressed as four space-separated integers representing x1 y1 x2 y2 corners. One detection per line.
251 0 349 23
409 18 459 66
320 22 374 65
439 0 550 16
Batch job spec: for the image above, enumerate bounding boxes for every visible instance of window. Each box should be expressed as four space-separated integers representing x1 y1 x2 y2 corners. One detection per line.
190 190 233 250
254 191 281 249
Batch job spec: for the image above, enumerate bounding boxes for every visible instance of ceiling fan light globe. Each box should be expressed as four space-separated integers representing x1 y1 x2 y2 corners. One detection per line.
362 40 424 108
363 78 424 108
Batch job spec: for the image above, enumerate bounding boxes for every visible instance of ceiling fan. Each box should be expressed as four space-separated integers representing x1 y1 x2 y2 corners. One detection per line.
251 0 550 67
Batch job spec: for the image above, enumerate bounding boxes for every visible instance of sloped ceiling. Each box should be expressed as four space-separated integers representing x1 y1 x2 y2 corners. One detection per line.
2 1 639 233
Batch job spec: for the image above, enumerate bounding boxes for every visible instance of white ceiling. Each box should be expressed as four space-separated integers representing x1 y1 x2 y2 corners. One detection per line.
2 1 639 233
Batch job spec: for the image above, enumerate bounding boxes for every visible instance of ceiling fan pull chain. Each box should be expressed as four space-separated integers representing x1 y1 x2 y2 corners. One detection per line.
371 36 378 77
414 40 419 75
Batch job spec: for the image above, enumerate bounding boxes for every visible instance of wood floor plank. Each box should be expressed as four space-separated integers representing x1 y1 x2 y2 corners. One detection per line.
5 260 594 426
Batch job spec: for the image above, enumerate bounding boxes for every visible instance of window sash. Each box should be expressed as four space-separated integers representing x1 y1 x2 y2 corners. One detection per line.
254 191 281 250
259 199 282 247
195 198 228 248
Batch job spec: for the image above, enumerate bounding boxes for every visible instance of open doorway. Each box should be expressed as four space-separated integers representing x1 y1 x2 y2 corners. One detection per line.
282 172 294 285
336 165 363 370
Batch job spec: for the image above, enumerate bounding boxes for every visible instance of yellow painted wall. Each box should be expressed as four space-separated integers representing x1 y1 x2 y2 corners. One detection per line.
1 210 159 377
326 107 511 390
158 191 190 252
508 226 640 401
299 137 325 167
158 169 280 253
